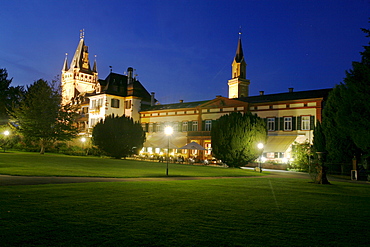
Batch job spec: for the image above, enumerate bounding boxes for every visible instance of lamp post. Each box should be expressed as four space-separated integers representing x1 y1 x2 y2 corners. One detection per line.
257 143 264 173
81 137 86 155
164 126 173 176
3 130 10 153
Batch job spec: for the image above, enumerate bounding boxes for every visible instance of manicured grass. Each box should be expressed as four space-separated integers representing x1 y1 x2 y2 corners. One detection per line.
1 178 369 246
0 152 262 178
1 152 369 246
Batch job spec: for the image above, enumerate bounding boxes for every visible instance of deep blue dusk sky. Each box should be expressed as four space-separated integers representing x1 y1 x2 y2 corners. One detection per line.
1 0 369 104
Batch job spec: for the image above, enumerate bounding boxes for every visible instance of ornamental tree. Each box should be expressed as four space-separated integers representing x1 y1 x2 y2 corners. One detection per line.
211 112 267 168
322 27 370 159
92 115 145 159
11 79 79 154
0 68 24 125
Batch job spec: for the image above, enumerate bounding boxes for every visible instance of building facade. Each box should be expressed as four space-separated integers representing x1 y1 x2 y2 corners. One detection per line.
62 32 331 163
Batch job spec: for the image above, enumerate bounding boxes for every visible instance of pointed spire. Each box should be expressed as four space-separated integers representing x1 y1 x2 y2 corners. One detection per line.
80 29 85 40
234 31 244 63
93 55 97 72
70 30 92 71
63 53 69 71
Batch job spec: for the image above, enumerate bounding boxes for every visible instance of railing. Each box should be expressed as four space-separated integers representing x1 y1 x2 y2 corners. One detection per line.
187 131 211 137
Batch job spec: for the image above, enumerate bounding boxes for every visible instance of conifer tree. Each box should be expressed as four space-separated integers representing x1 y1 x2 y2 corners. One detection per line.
211 112 267 168
0 68 24 125
12 79 78 154
92 115 145 159
323 26 370 159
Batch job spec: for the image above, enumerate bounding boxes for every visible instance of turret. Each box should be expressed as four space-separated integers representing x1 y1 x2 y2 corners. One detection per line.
127 67 133 85
228 32 250 99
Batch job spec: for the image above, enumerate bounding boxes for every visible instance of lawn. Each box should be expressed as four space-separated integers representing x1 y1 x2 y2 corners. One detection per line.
0 152 261 178
1 152 369 246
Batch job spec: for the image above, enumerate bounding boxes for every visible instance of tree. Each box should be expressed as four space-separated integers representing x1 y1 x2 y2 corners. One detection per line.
11 79 78 154
211 112 267 168
312 121 330 184
323 27 370 159
322 84 360 163
291 141 311 171
92 115 145 159
0 68 24 125
337 27 370 154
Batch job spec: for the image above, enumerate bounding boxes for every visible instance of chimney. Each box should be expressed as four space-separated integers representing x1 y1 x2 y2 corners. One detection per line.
127 67 133 85
259 91 264 95
151 92 155 106
288 88 294 93
179 100 183 103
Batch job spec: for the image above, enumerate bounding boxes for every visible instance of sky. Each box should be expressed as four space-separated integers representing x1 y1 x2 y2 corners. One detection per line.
1 0 369 104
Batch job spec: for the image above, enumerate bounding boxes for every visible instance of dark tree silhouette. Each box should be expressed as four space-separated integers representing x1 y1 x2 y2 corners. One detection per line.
92 115 145 159
211 112 267 168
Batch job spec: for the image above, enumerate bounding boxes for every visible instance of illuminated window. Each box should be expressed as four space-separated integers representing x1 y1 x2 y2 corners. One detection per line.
267 118 275 131
192 121 198 131
182 122 188 132
284 117 292 131
205 120 212 131
301 116 310 130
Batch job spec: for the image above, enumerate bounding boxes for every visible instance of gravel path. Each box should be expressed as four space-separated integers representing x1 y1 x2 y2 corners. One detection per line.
0 169 367 186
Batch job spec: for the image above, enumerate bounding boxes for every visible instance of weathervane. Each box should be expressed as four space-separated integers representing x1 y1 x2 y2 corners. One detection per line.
80 29 85 39
239 25 242 38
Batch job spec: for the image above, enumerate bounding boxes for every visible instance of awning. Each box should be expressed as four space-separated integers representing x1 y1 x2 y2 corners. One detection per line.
179 142 206 150
264 135 298 153
143 132 187 149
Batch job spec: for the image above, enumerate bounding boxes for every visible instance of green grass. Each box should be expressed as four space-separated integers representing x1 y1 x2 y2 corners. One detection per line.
0 152 262 178
1 152 369 246
1 179 369 246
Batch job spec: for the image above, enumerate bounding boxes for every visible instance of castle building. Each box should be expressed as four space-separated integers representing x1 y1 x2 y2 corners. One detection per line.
61 32 153 135
61 31 98 105
62 32 331 163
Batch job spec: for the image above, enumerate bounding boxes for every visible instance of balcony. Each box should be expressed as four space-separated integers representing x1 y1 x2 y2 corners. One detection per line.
187 131 211 137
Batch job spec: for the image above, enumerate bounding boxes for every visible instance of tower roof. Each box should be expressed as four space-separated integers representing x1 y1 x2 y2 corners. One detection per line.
68 32 95 75
62 53 68 71
234 36 244 63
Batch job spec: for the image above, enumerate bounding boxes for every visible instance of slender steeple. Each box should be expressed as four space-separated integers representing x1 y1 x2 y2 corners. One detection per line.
93 55 97 72
234 31 244 64
62 53 69 71
228 31 250 98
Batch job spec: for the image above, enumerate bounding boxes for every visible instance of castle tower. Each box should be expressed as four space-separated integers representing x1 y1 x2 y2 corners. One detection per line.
228 33 250 98
61 30 98 104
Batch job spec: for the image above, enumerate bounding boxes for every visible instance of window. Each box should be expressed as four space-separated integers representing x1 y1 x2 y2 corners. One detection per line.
267 118 275 131
301 116 310 130
91 99 103 109
192 121 198 131
182 122 188 132
111 98 120 108
149 123 153 133
205 120 212 131
125 100 132 109
284 117 292 131
173 122 179 132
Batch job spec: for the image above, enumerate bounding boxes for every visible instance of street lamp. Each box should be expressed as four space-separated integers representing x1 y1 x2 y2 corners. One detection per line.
164 126 173 176
257 143 264 173
3 130 10 153
81 137 86 155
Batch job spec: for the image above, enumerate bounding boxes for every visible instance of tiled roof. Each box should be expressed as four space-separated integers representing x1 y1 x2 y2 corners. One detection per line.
140 88 332 112
141 100 211 111
238 88 332 104
96 72 152 101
